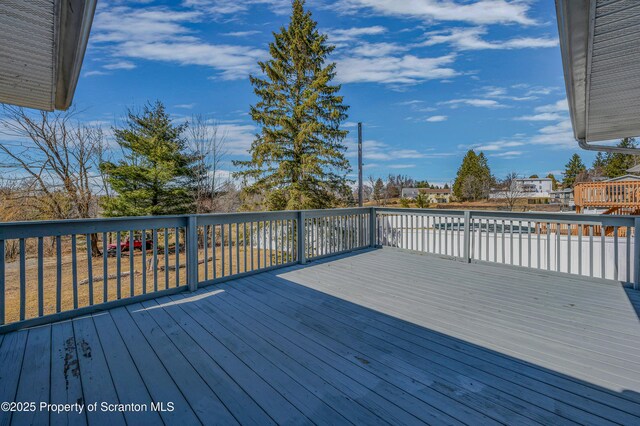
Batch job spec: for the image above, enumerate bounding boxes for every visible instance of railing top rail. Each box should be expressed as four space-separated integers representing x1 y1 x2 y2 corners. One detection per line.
374 207 638 224
575 181 640 187
0 208 372 240
375 207 467 216
303 207 371 218
0 215 190 240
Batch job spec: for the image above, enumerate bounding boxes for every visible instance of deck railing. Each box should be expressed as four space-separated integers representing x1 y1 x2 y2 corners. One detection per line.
574 181 640 212
375 208 639 288
0 207 638 332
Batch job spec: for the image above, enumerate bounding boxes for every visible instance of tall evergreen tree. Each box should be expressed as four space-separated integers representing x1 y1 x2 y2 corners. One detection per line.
234 0 350 210
592 152 607 170
562 153 586 188
453 150 492 200
100 101 201 216
603 138 638 178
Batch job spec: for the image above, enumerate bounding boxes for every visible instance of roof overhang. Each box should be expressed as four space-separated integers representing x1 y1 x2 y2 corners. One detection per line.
0 0 97 111
556 0 640 154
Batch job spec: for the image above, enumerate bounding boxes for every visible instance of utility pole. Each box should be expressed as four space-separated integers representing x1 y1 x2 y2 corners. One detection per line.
358 122 363 207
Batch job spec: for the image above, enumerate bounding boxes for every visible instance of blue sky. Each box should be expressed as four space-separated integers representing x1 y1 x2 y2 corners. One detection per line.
73 0 595 186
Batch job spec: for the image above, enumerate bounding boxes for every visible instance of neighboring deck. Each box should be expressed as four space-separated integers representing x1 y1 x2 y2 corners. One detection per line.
1 248 640 425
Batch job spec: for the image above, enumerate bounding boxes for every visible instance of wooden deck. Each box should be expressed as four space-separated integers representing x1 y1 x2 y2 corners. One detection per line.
1 248 640 425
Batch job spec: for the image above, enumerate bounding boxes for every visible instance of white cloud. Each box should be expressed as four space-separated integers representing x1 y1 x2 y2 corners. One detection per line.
336 54 457 85
337 0 537 25
222 30 262 37
534 99 569 113
329 26 387 42
471 140 524 151
345 139 452 161
84 70 109 77
420 27 557 51
103 60 136 70
351 42 406 57
91 5 267 80
529 119 575 148
515 112 563 121
441 98 506 108
183 0 290 15
388 164 416 169
174 103 196 109
492 150 523 158
425 115 448 122
481 85 537 101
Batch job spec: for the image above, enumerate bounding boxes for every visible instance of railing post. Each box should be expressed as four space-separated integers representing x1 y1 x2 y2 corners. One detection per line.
463 211 471 263
369 207 377 247
635 217 640 290
297 211 306 264
187 215 198 292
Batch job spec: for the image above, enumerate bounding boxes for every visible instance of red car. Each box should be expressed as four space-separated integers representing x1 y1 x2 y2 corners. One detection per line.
106 238 153 256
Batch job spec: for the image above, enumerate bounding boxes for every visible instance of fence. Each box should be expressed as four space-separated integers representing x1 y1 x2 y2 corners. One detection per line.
0 207 638 332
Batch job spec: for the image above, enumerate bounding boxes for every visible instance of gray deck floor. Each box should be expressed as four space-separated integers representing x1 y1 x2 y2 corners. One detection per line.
1 248 640 425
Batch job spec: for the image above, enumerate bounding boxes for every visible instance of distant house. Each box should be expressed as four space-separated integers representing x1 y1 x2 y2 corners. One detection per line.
550 188 574 206
489 177 553 199
604 174 640 182
401 187 452 203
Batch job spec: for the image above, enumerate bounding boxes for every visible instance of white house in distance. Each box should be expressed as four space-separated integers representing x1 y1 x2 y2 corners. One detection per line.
401 188 452 203
489 177 553 200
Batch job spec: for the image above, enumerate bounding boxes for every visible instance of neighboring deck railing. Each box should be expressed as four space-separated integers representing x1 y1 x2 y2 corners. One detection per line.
574 181 640 212
0 207 638 332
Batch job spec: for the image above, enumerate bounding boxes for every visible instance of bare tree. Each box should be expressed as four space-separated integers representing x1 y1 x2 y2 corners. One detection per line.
0 106 106 254
188 115 228 213
499 172 526 211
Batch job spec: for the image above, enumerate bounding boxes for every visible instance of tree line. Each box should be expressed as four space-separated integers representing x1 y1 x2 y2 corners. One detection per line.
0 102 234 223
562 138 639 188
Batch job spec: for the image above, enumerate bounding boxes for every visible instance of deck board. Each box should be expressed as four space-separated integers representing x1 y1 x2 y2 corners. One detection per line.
161 293 352 425
50 321 86 426
12 326 50 426
123 302 238 425
0 248 639 425
0 331 27 426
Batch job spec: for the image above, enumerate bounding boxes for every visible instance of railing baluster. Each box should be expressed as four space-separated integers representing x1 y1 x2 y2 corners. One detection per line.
204 225 209 281
578 225 583 276
250 222 254 270
244 222 248 271
37 237 44 317
613 227 619 281
589 225 594 277
626 226 631 283
153 229 158 292
263 220 267 267
129 230 135 296
229 223 233 273
102 232 108 302
213 225 218 279
221 224 226 276
141 230 147 294
116 232 122 298
71 235 78 309
0 239 4 325
164 228 169 289
19 238 25 321
86 234 94 306
175 227 180 287
546 222 550 271
269 220 274 264
601 225 606 279
56 236 62 312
